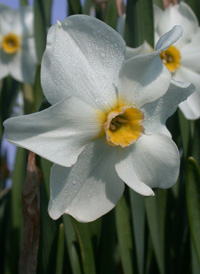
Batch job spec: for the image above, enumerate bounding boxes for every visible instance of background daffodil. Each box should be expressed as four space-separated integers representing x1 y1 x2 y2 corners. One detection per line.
154 3 200 120
4 15 194 222
118 3 200 120
0 4 37 84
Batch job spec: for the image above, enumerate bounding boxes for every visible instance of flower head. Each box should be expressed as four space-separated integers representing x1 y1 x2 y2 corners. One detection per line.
4 15 194 222
0 4 37 84
154 3 200 120
120 3 200 120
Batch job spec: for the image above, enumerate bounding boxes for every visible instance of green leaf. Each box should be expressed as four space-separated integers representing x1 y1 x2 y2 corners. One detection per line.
125 0 154 47
4 148 27 273
153 0 163 8
34 0 47 63
186 157 200 264
20 0 29 6
42 0 53 27
104 0 118 29
145 189 167 274
37 157 59 273
0 191 10 274
63 215 82 274
192 120 200 165
183 0 200 22
72 220 96 274
115 195 134 274
62 215 82 274
55 224 65 274
129 190 145 274
191 240 200 274
0 77 19 141
33 65 44 112
98 212 116 274
83 0 93 15
68 0 82 15
178 110 190 157
0 76 20 121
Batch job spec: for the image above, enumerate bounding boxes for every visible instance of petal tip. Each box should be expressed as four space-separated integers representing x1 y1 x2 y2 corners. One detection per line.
56 20 62 27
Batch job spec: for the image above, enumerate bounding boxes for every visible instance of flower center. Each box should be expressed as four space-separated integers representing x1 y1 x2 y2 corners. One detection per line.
160 45 181 73
1 33 20 54
104 106 144 147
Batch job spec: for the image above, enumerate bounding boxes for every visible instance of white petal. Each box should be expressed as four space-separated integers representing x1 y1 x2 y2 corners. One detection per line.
115 133 180 193
125 42 153 60
0 4 15 35
156 3 198 47
0 49 9 79
48 139 124 222
4 96 104 167
0 5 33 36
41 15 125 111
181 28 200 73
153 4 163 28
118 52 171 107
17 6 34 36
155 25 183 52
142 79 195 136
175 66 200 119
9 38 37 84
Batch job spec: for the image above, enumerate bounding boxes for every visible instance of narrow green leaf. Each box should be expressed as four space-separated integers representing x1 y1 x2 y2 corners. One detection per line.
20 0 28 6
68 0 82 15
104 0 118 29
72 220 96 274
178 110 190 157
98 212 116 274
34 0 47 63
129 190 145 274
42 0 53 27
55 224 65 274
191 240 200 274
0 77 20 123
83 0 93 15
22 83 34 114
88 218 102 250
0 191 10 274
145 189 167 274
63 215 82 274
40 158 52 197
153 0 163 8
4 148 27 273
186 157 200 264
33 65 44 112
183 0 200 22
37 157 58 273
115 195 134 274
125 0 154 47
192 120 200 165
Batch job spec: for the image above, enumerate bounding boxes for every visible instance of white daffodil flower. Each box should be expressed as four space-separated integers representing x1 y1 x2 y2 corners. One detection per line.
4 16 194 222
118 3 200 120
0 4 37 84
154 3 200 119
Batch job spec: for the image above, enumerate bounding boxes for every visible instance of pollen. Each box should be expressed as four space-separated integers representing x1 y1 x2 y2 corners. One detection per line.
160 45 181 73
2 33 20 54
104 106 144 147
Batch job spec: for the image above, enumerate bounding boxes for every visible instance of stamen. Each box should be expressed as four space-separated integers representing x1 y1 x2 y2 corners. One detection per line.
104 105 144 147
2 33 20 54
160 45 181 73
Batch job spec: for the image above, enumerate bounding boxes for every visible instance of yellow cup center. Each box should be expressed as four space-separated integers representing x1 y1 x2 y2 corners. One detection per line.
160 45 181 73
1 33 20 54
104 106 144 147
